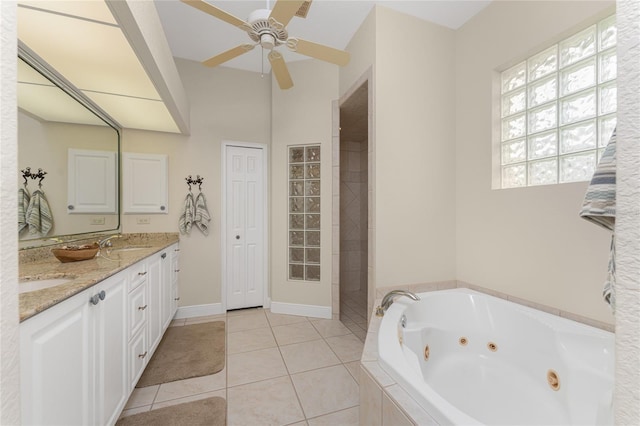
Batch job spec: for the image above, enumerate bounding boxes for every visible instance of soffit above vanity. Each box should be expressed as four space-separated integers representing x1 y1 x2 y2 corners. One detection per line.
17 0 189 134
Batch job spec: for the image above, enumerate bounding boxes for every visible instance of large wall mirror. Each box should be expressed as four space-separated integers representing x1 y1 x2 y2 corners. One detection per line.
18 51 120 248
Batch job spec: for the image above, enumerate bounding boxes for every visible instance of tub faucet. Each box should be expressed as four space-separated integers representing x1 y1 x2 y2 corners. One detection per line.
376 290 420 316
98 234 121 248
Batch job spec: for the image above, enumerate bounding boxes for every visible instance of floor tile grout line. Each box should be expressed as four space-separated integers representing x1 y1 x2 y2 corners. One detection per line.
304 403 361 423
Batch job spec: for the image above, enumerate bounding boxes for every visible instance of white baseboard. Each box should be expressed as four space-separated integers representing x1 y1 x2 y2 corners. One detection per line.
270 301 332 319
174 303 224 319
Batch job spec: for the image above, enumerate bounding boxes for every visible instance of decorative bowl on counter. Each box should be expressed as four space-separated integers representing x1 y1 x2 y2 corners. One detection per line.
51 243 100 263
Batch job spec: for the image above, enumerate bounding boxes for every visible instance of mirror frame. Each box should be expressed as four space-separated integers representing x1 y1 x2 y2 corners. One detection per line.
18 42 122 249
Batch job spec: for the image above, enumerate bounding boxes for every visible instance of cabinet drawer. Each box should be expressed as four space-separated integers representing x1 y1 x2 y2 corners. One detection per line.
128 283 147 340
128 262 148 292
128 328 148 391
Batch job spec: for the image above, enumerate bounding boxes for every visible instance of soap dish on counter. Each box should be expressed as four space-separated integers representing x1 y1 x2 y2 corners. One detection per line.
51 243 100 263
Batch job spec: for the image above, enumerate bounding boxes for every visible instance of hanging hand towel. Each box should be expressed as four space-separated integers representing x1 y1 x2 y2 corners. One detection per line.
179 192 195 235
194 192 211 236
25 189 53 236
580 128 616 310
18 187 30 233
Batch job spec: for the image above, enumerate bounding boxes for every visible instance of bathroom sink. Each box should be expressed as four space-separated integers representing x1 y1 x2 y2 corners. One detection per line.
19 278 73 294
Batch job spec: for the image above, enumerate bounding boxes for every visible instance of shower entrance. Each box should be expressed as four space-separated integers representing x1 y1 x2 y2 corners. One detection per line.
334 73 372 337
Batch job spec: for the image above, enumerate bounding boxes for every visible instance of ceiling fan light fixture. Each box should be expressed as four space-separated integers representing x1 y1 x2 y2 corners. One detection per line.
260 33 276 50
247 9 288 46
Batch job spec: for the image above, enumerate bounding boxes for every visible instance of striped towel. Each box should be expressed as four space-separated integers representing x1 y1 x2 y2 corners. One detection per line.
26 189 53 236
18 187 30 233
580 128 616 310
179 192 195 235
194 192 211 236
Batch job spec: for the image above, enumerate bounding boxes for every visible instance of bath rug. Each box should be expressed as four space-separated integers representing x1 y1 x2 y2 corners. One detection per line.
136 321 225 387
116 396 226 426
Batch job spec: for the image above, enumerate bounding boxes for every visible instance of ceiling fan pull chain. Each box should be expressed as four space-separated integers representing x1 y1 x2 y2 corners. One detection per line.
261 47 264 77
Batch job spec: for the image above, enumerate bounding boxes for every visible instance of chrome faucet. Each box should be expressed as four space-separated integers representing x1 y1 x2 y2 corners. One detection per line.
376 290 420 316
97 234 121 248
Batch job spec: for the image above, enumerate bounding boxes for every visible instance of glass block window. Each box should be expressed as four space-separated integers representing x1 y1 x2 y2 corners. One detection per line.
500 14 616 188
288 145 321 281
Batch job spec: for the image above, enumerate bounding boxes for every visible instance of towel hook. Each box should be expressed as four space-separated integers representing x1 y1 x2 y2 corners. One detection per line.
31 168 47 188
185 175 204 192
21 167 32 186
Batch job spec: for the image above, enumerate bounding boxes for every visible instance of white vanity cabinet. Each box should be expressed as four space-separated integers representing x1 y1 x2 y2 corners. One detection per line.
21 242 180 426
20 272 127 426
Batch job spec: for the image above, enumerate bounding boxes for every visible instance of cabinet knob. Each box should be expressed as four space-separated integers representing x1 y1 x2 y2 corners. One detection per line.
98 290 106 301
138 305 148 311
161 253 167 259
174 269 180 272
174 248 180 252
67 205 75 210
236 235 240 240
160 206 166 211
89 295 100 306
174 297 181 301
138 351 148 359
138 271 147 276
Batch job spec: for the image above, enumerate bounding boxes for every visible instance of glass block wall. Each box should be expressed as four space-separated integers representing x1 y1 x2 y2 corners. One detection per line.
288 145 321 281
500 14 616 188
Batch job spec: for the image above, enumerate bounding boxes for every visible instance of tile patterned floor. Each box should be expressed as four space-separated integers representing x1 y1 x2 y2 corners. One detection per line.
340 289 369 342
120 308 364 425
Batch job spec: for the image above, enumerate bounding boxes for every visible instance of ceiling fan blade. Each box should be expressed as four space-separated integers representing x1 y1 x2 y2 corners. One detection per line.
180 0 247 29
268 51 293 90
202 44 255 67
286 38 350 66
269 0 306 27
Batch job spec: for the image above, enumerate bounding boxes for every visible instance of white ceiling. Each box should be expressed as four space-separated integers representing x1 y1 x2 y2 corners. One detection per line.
154 0 491 73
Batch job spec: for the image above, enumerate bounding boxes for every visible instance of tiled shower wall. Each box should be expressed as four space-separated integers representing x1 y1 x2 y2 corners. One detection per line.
340 140 368 292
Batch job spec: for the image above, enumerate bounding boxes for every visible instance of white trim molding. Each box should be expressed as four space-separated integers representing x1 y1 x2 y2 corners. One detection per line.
174 303 224 319
270 301 332 319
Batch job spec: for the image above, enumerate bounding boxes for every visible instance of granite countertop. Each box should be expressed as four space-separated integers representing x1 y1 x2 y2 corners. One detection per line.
19 233 179 322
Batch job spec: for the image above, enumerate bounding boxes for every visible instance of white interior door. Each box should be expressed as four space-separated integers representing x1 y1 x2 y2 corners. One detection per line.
225 145 265 310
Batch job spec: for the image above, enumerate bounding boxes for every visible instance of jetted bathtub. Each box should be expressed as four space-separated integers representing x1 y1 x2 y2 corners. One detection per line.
377 288 614 425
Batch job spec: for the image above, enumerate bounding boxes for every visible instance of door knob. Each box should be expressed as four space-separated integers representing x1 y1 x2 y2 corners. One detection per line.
235 235 240 240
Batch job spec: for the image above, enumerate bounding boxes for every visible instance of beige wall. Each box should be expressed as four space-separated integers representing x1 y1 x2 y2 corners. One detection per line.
455 0 615 324
374 7 457 287
122 59 271 307
340 7 376 98
271 59 339 307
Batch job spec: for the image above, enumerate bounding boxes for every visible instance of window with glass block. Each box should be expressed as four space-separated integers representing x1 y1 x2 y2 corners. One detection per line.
288 145 321 281
500 14 616 188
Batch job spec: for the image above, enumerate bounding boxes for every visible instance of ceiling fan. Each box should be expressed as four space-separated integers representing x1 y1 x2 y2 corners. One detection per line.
180 0 350 90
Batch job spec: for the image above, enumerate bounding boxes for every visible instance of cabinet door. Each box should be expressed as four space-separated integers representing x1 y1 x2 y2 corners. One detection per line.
161 250 173 331
147 253 163 354
93 274 128 426
122 153 168 214
170 244 180 318
21 288 93 426
67 149 117 214
128 327 148 391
